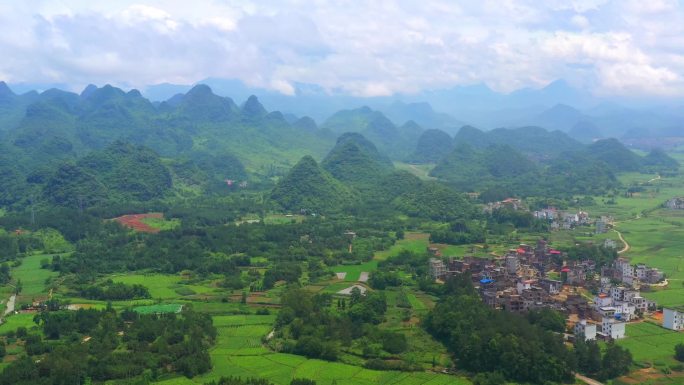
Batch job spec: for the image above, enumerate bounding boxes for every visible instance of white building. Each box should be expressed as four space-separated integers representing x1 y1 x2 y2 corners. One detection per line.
630 295 648 313
611 286 626 302
613 301 636 321
594 293 612 308
615 258 633 280
663 308 684 331
575 319 597 341
601 317 626 339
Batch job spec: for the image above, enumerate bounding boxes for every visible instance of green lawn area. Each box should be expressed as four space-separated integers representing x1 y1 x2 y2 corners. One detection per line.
375 232 430 261
141 216 181 230
332 261 378 282
154 314 468 385
111 274 221 300
0 313 38 334
617 322 684 366
406 293 427 312
13 253 59 304
133 304 183 314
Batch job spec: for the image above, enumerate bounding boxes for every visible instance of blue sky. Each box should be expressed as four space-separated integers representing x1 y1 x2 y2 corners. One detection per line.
1 0 684 97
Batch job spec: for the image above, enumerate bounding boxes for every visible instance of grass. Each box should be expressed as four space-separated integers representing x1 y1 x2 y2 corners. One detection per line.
617 322 684 366
141 216 181 231
375 232 430 261
0 313 37 334
393 162 437 181
111 274 220 300
154 314 468 385
332 261 378 282
133 304 183 314
567 170 684 308
13 253 59 304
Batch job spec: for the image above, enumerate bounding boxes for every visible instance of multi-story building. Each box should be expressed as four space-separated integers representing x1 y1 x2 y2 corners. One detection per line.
614 258 633 281
663 307 684 331
595 293 612 308
613 301 636 321
601 317 626 339
505 254 519 275
429 258 446 280
575 319 597 341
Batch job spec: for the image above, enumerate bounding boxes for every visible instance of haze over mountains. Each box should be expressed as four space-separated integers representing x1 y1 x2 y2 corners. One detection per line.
1 79 680 214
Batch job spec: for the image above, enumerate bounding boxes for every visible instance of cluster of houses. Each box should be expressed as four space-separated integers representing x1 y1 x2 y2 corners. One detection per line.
428 239 667 341
483 198 525 213
534 207 613 234
483 199 614 234
665 197 684 210
603 257 665 286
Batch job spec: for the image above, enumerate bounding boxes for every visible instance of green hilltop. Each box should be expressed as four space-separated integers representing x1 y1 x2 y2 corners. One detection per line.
270 155 355 213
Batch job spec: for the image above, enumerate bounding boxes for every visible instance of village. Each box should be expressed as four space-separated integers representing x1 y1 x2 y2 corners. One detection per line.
428 236 671 342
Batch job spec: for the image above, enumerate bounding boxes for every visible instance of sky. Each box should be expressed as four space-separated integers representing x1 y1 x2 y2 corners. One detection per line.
1 0 684 97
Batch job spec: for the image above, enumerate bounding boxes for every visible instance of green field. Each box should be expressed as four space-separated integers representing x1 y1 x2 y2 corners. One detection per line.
141 216 181 230
617 322 684 366
13 253 59 304
375 232 430 261
332 260 378 282
111 274 221 300
133 304 183 314
576 170 684 307
0 313 37 334
155 314 468 385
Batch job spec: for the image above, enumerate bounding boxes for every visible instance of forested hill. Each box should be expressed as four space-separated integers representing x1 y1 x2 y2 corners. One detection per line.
429 135 676 198
321 132 394 187
0 81 677 213
321 106 423 159
0 83 332 172
453 125 582 160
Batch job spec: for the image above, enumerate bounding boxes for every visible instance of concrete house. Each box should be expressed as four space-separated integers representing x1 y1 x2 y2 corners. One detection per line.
663 307 684 331
575 319 597 341
601 317 626 340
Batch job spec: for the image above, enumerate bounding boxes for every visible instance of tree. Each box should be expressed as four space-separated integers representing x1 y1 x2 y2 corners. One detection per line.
675 343 684 362
472 372 505 385
350 287 362 306
600 343 632 380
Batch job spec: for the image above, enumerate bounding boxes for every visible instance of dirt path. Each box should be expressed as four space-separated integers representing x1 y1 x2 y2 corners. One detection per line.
4 294 15 315
648 174 661 183
575 373 604 385
614 229 630 254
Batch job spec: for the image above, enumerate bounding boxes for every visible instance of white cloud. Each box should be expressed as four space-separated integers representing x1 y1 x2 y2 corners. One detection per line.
571 14 590 29
0 0 684 97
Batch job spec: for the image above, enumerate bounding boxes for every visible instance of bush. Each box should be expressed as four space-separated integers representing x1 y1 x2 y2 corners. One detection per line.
472 372 506 385
675 343 684 362
382 332 407 354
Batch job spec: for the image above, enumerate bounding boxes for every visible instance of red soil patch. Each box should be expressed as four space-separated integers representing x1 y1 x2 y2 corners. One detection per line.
112 213 163 233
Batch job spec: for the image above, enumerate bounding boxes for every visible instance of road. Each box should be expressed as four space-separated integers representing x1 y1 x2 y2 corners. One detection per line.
613 229 630 254
575 373 604 385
